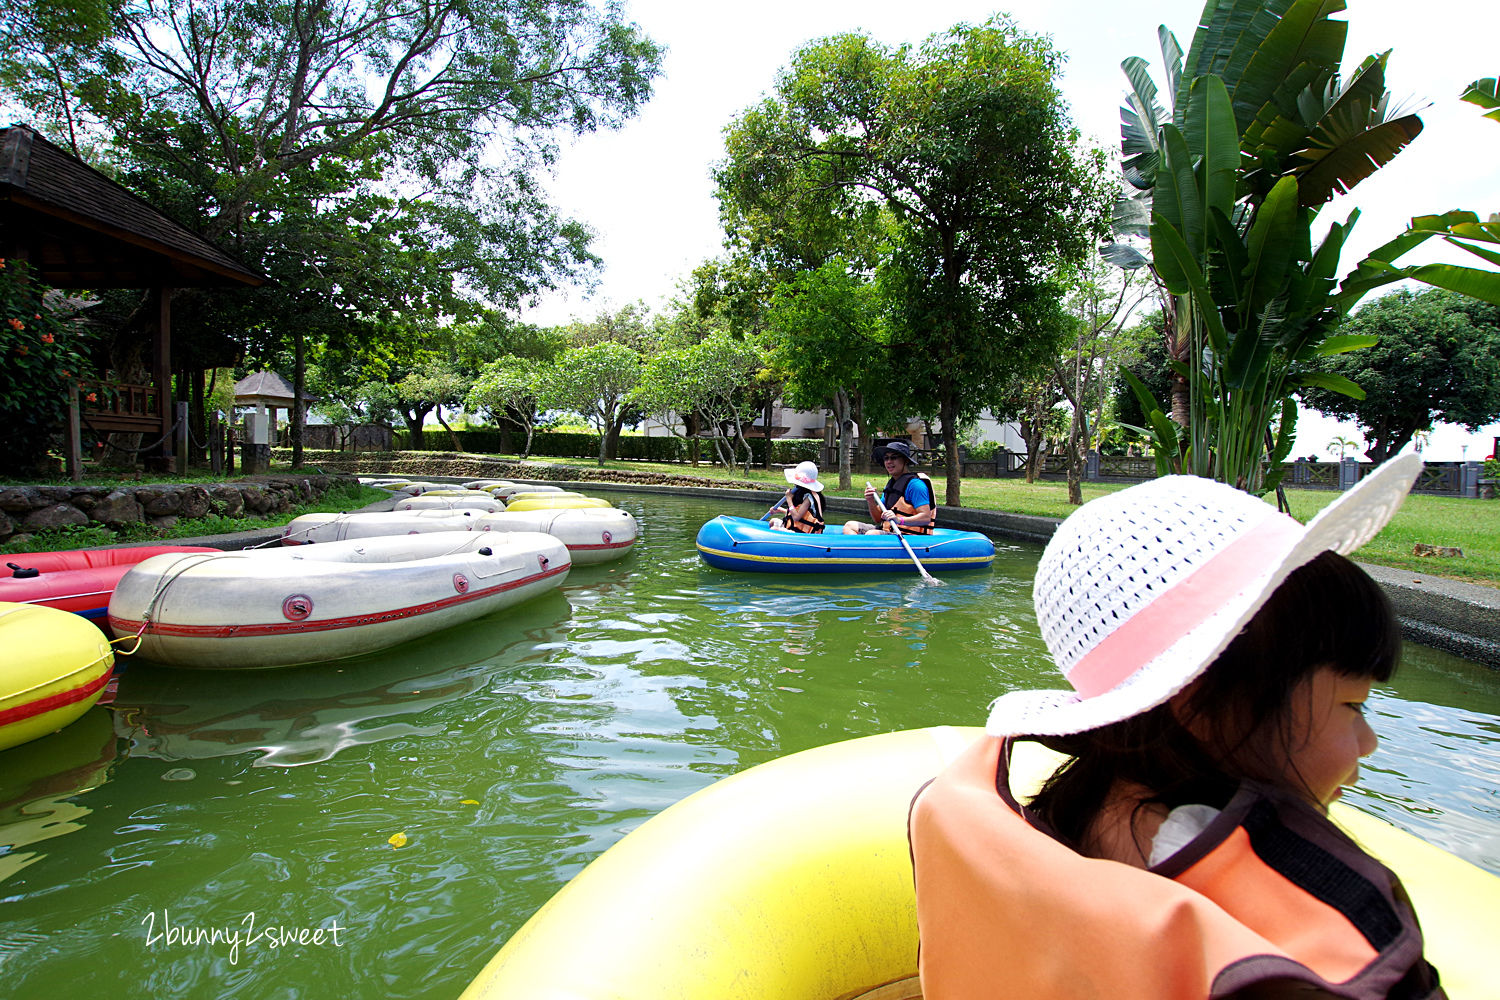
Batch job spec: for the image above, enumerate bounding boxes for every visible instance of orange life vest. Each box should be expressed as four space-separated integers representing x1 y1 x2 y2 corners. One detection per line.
782 486 825 534
908 736 1440 1000
885 471 935 535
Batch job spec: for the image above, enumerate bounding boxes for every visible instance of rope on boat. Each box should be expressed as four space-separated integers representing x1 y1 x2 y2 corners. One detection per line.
120 551 248 653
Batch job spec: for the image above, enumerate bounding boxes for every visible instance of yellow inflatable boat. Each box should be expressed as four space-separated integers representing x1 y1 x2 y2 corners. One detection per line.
0 602 115 752
462 727 1500 1000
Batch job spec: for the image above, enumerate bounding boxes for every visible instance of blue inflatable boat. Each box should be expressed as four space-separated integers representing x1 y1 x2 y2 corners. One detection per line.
695 516 995 574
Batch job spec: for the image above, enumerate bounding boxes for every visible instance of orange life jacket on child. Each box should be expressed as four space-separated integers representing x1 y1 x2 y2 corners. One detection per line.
782 486 825 534
908 736 1440 1000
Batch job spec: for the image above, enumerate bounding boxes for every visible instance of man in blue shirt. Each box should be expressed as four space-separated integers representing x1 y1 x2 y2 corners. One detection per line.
842 440 937 535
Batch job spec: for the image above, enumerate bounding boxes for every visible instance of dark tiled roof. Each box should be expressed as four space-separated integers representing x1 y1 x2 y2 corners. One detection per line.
235 370 316 404
0 125 265 288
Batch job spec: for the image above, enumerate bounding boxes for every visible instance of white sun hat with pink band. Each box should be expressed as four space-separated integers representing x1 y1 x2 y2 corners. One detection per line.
985 453 1423 738
784 460 825 492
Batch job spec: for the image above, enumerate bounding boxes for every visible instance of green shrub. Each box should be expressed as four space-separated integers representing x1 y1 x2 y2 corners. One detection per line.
0 261 98 476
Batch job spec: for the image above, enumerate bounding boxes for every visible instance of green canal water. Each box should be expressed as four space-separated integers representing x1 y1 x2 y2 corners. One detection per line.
2 492 1498 997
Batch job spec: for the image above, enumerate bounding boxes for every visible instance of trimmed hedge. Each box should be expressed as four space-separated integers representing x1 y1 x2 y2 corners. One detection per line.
389 430 821 466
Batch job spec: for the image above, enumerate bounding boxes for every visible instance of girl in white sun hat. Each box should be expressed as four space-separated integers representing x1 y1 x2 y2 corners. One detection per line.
768 460 826 533
910 453 1442 999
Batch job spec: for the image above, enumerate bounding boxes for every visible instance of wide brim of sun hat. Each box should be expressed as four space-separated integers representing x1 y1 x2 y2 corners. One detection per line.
984 453 1423 738
873 441 915 465
784 464 825 491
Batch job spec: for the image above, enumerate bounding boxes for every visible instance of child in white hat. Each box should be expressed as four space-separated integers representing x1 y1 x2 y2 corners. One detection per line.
910 454 1440 998
768 460 826 533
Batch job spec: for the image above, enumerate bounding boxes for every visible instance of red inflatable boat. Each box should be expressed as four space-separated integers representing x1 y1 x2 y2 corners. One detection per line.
0 546 219 629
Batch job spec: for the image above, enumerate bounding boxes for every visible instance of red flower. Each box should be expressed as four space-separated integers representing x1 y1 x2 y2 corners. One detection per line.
15 345 28 355
40 332 54 344
7 318 23 331
86 392 98 403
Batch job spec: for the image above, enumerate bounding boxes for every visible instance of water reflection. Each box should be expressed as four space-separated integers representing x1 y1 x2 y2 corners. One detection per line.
0 707 118 883
1347 644 1500 871
109 591 575 767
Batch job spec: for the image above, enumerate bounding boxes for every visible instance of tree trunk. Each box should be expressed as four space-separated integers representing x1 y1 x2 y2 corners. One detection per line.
190 369 206 466
833 389 854 490
763 395 774 469
1066 406 1087 506
291 329 306 468
940 391 961 507
605 413 625 460
684 412 702 466
436 407 462 452
521 422 534 460
402 408 430 449
1166 293 1192 428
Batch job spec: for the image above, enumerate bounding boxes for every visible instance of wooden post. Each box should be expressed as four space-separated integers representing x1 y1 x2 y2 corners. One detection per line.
66 387 83 481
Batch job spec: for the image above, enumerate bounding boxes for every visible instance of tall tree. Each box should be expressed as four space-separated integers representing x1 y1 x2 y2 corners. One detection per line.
544 341 641 467
1102 0 1500 493
1053 262 1153 504
6 0 663 238
1300 289 1500 462
4 0 662 466
716 19 1108 505
466 355 549 459
634 334 766 475
766 261 890 490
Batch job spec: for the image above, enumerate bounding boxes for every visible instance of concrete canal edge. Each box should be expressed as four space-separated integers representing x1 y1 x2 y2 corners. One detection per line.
157 474 1500 670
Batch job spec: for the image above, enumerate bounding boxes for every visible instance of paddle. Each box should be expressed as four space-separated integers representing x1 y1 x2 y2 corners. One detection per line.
760 490 792 521
870 487 942 586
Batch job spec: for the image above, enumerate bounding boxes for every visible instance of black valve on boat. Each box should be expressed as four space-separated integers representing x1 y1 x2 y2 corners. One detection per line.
7 562 40 578
478 547 493 556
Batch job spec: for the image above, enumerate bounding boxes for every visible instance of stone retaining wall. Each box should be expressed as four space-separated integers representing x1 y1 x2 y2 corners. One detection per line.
0 473 358 545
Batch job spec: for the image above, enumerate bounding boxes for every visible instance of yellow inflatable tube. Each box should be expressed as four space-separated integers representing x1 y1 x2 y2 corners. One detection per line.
462 727 1500 1000
504 496 612 512
0 602 115 752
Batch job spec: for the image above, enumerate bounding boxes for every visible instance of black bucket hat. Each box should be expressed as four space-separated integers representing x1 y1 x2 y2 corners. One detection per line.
873 440 916 465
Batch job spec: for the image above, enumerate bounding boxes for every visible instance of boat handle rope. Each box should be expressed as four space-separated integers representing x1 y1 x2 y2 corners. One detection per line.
110 621 151 658
255 507 361 547
119 551 247 654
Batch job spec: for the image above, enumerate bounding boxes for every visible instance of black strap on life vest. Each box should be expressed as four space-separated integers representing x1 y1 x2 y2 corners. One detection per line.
884 472 935 534
784 486 825 534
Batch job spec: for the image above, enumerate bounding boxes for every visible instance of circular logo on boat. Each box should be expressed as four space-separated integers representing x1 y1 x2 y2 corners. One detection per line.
282 594 313 621
601 530 613 545
538 554 550 571
453 573 470 594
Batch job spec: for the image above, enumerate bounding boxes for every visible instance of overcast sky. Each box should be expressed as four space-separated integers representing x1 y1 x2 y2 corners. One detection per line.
517 0 1500 461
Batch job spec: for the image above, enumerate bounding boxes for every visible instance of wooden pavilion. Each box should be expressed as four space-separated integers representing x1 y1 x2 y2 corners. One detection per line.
0 125 265 475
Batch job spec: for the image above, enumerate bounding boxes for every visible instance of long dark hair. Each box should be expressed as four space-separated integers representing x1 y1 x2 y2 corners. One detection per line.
1025 550 1400 853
